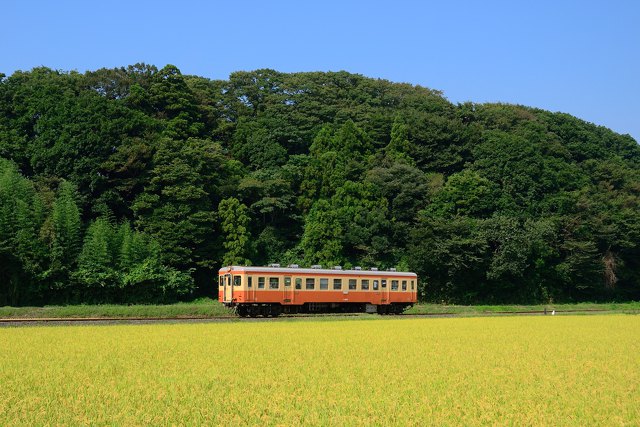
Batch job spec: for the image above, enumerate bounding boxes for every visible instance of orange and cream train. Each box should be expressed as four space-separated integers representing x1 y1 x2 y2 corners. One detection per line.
218 264 418 317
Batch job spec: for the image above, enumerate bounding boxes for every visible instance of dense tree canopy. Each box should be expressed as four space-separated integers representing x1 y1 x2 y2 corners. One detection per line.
0 65 638 304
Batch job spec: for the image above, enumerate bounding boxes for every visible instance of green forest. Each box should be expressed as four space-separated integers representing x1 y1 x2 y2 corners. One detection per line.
1 64 639 306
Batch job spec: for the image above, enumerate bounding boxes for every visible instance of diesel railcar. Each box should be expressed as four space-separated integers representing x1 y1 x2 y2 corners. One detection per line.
218 265 418 317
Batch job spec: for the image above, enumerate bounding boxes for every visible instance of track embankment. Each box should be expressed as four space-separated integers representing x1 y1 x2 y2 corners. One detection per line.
1 308 631 326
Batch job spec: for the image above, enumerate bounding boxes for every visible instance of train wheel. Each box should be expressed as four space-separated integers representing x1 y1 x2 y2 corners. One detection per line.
237 306 248 317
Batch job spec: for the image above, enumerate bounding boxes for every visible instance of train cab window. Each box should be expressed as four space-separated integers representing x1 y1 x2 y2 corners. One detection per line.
234 276 241 287
381 279 387 288
295 278 302 289
411 280 415 290
391 280 399 291
320 278 329 290
373 280 379 290
402 280 407 291
248 276 253 288
348 279 357 290
306 278 315 290
361 279 369 290
258 277 265 289
269 277 279 289
333 278 342 290
284 276 292 287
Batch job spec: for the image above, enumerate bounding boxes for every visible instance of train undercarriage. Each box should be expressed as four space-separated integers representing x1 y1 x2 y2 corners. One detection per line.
233 302 412 317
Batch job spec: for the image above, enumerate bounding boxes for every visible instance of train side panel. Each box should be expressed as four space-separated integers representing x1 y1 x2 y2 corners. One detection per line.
218 266 417 312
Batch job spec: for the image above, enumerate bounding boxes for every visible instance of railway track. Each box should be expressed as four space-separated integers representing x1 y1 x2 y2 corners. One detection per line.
0 308 621 325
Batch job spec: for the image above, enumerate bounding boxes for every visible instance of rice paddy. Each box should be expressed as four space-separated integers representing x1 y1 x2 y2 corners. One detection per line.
0 315 638 425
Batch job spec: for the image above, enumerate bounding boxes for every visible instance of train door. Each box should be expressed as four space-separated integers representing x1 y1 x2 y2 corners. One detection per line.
372 279 381 304
246 275 255 302
224 273 233 302
283 276 293 303
381 278 390 305
294 277 302 303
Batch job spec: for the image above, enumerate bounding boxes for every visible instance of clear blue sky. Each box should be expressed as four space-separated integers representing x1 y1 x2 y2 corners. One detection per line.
2 0 639 142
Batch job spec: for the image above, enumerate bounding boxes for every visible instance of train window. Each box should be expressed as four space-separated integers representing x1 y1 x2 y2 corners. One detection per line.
295 278 302 289
306 278 315 290
411 280 415 290
234 276 241 287
373 280 379 290
361 279 369 290
333 278 342 290
391 280 399 291
269 277 279 289
284 276 292 287
258 277 265 289
348 279 357 290
248 276 252 288
320 278 329 290
381 279 387 288
402 280 407 291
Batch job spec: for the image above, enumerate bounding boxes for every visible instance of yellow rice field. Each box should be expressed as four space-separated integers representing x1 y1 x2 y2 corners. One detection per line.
0 315 638 426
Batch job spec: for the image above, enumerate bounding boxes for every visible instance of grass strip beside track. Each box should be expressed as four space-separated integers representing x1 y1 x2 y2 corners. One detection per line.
0 299 638 320
0 298 233 319
405 301 640 315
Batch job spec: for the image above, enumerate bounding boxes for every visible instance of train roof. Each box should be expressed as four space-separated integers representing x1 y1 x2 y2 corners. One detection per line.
218 265 417 278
